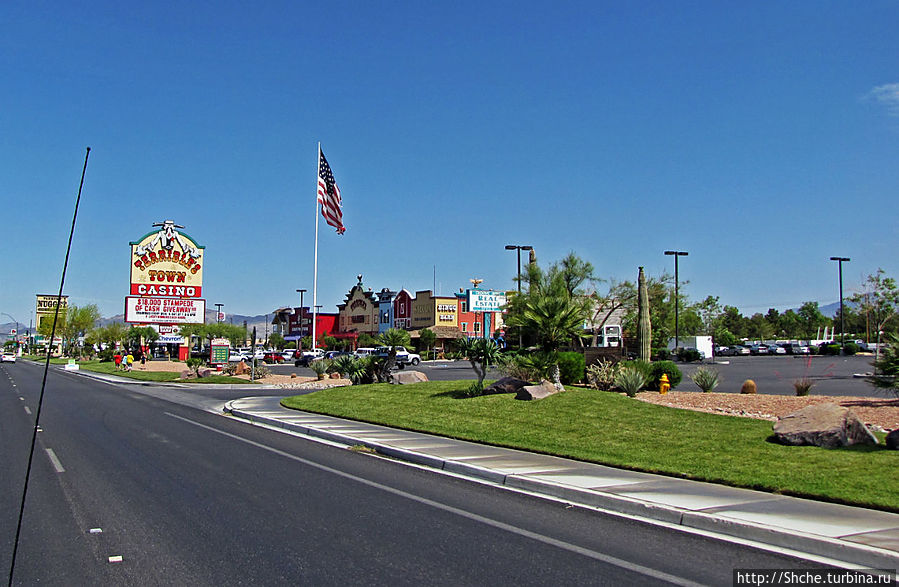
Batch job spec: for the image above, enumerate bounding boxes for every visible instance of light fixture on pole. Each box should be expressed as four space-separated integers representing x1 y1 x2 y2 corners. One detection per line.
830 256 850 351
664 251 689 351
505 245 533 348
296 289 307 350
214 303 224 323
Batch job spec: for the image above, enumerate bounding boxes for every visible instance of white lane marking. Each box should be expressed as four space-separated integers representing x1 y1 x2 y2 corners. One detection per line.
45 448 65 473
19 397 24 401
108 556 123 563
166 412 700 587
90 528 103 534
23 406 31 415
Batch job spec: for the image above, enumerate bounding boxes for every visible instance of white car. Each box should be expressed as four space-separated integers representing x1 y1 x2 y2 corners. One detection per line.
228 351 249 362
1 352 16 363
354 347 377 358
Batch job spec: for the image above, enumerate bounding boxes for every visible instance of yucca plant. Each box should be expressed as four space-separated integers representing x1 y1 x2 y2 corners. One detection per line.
614 366 648 397
690 367 720 393
309 359 330 380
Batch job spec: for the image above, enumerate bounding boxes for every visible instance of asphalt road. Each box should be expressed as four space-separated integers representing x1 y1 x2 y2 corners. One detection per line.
2 360 840 585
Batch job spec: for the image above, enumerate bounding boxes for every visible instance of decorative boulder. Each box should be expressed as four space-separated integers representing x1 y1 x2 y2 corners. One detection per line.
516 380 560 401
197 368 212 378
330 372 341 379
773 403 878 448
179 370 194 380
886 429 899 450
392 370 429 385
483 377 529 396
233 361 248 375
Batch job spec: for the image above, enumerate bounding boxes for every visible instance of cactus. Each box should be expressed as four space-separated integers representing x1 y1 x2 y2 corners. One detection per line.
637 267 652 362
740 379 757 394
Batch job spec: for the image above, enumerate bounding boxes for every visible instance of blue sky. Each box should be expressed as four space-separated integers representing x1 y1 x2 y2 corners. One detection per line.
2 1 898 328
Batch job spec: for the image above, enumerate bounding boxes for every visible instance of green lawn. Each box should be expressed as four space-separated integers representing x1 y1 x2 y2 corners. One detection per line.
282 381 899 512
24 356 250 384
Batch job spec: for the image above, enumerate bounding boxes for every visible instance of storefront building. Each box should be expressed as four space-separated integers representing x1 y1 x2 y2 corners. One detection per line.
393 289 413 330
411 290 458 330
336 276 379 336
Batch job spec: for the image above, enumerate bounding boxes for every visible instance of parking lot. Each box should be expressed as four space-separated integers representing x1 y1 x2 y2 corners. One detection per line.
679 354 886 397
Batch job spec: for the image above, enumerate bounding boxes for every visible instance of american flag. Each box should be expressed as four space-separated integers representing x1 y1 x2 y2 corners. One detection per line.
317 147 345 234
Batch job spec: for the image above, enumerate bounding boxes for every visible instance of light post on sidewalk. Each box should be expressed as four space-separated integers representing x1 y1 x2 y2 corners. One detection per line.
664 251 688 351
830 256 850 351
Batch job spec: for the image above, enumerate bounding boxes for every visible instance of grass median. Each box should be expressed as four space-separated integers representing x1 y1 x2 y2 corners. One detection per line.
23 356 249 384
282 381 898 512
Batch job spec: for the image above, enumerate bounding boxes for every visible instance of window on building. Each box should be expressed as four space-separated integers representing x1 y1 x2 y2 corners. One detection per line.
461 301 468 312
474 322 481 333
461 322 467 331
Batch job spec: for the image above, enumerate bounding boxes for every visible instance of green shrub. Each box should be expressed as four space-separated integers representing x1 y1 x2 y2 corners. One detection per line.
654 348 670 361
98 347 115 362
497 353 552 382
614 365 648 397
648 361 682 390
586 360 621 391
309 359 331 378
819 343 841 356
462 381 486 398
557 352 586 384
690 367 720 392
677 348 702 363
843 342 858 355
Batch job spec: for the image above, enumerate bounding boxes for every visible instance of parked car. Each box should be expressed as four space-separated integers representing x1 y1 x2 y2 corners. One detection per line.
1 352 16 363
263 351 286 364
730 345 750 356
295 348 325 367
714 345 731 356
228 350 249 362
280 350 297 361
783 343 809 355
748 344 768 355
354 347 377 359
768 344 787 355
324 350 351 360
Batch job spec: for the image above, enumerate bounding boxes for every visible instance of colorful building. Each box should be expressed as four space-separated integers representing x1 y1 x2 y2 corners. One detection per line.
393 289 413 330
456 290 505 338
411 290 458 330
337 276 379 336
376 288 396 334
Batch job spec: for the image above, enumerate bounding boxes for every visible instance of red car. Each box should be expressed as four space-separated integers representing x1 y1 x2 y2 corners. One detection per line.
263 351 285 364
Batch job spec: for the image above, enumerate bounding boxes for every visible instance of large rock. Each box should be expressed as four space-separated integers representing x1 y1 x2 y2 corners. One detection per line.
773 403 878 448
197 368 212 378
886 429 899 450
392 370 429 385
516 380 561 401
179 370 194 380
484 377 529 396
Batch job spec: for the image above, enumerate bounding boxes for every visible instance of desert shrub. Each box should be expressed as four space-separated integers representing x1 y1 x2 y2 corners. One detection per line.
677 348 702 363
98 347 115 362
648 361 682 390
186 357 204 374
614 365 648 397
654 348 670 361
250 363 270 380
843 342 858 355
586 360 621 391
462 381 486 398
793 377 814 396
497 353 551 382
557 352 586 385
740 379 757 394
309 359 331 378
690 367 720 392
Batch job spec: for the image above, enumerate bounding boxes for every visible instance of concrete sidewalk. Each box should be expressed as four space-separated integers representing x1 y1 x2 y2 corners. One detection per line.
225 396 899 570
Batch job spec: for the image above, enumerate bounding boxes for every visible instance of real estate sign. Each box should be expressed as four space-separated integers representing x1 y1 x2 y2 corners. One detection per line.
467 289 507 312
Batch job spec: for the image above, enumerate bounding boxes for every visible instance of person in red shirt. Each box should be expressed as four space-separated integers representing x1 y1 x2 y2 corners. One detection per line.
114 351 123 370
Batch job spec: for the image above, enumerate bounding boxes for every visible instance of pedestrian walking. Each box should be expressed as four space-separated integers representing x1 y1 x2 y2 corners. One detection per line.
114 351 122 370
125 352 134 372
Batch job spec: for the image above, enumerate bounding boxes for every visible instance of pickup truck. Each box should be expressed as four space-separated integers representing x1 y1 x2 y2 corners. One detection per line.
294 348 325 367
375 346 421 366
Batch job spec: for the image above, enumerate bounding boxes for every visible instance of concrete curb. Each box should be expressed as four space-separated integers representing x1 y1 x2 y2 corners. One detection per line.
223 404 899 569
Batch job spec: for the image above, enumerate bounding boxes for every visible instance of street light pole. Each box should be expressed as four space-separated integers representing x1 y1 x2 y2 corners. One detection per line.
505 244 532 349
830 256 850 350
214 303 224 323
664 251 689 351
296 289 307 350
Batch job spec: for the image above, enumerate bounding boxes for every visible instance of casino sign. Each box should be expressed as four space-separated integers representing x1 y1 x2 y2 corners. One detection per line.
130 220 204 298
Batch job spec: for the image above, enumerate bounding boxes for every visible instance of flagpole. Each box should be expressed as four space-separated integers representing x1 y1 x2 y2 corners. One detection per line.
312 142 320 351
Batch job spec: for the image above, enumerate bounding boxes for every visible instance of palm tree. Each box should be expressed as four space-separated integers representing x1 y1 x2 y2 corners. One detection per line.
505 265 589 390
376 328 412 382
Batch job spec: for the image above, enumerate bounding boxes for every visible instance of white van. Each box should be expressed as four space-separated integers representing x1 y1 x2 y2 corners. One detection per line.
354 347 377 358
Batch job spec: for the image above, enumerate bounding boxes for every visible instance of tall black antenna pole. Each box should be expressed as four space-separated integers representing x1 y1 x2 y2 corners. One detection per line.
8 147 91 587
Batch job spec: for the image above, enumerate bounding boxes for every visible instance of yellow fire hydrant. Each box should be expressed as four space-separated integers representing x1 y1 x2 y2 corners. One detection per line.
659 373 670 395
